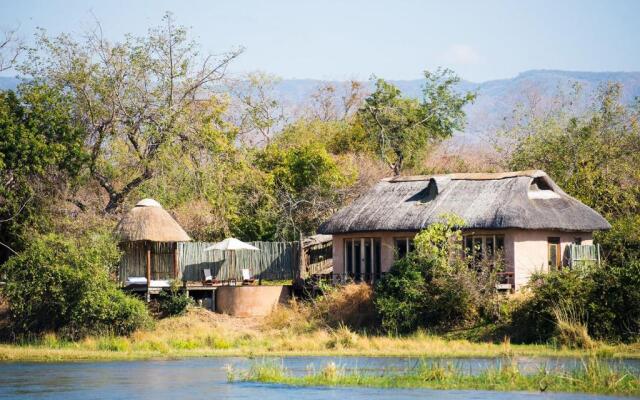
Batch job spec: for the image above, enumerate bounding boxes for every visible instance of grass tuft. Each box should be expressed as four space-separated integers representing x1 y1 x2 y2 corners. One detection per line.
553 304 594 349
237 357 640 396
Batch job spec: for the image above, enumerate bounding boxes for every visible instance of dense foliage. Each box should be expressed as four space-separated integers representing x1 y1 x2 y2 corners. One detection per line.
0 84 86 262
357 70 475 175
375 216 500 333
503 83 640 264
1 233 151 339
512 262 640 344
157 282 194 317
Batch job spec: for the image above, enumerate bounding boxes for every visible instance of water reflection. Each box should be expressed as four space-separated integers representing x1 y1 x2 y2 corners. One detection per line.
0 357 636 400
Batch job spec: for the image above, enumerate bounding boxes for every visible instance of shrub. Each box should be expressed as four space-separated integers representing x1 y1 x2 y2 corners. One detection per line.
157 282 193 317
313 283 377 330
587 261 640 341
510 270 590 343
511 261 640 343
374 254 429 333
375 215 500 334
1 233 151 339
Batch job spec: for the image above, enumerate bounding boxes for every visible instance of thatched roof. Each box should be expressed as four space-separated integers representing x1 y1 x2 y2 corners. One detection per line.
115 199 191 242
319 170 611 234
302 234 333 248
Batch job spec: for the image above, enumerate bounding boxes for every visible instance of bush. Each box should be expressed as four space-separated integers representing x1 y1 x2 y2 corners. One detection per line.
374 254 429 333
511 261 640 343
157 282 193 317
1 233 151 339
313 283 377 330
587 261 640 341
510 271 590 343
374 216 500 334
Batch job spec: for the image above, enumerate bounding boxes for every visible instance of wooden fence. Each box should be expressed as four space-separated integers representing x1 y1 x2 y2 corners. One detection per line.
119 241 300 283
178 241 299 282
119 242 176 281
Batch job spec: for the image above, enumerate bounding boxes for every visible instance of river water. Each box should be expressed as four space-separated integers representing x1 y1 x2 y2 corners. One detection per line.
0 357 637 399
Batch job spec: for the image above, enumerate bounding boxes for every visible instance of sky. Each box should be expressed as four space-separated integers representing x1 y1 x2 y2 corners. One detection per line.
1 0 639 82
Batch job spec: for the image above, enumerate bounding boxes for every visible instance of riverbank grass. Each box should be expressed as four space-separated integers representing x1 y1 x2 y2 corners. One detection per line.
1 309 640 361
232 358 640 396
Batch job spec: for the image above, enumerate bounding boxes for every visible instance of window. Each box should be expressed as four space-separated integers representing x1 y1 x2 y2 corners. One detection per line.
528 177 560 199
464 234 505 267
344 238 382 281
573 237 582 245
394 237 414 260
548 237 561 271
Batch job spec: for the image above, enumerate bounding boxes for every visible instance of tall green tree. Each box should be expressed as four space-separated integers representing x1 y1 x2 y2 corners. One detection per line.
357 69 475 175
0 84 86 261
244 141 355 240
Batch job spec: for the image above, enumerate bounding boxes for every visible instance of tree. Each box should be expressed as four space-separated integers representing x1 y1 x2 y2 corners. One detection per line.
0 84 86 262
21 13 243 213
357 69 475 175
502 83 640 262
308 80 367 122
251 142 355 240
230 72 285 146
0 26 22 72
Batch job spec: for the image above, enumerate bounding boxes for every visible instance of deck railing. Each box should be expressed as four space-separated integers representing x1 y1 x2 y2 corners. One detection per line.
328 271 515 291
330 272 387 285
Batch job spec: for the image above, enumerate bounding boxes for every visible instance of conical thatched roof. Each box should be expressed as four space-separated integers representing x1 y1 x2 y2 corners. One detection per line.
319 170 611 234
115 199 191 242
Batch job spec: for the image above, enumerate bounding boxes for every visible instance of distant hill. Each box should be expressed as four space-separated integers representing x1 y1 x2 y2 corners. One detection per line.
3 70 639 145
272 70 640 145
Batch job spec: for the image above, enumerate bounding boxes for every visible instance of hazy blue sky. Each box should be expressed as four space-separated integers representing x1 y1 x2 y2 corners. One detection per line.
1 0 639 82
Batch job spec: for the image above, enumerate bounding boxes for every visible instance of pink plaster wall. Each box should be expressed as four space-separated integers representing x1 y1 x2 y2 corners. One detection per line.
331 229 592 290
511 230 592 289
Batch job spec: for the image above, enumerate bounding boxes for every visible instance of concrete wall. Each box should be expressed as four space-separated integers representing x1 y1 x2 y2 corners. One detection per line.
331 229 592 290
215 285 290 317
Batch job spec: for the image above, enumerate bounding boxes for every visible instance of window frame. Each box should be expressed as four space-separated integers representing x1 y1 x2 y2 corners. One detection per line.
548 237 561 271
344 237 382 281
463 233 506 268
393 237 414 260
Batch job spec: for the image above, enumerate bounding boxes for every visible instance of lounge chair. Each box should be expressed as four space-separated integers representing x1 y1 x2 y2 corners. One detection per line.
125 276 147 286
203 269 219 286
242 268 256 285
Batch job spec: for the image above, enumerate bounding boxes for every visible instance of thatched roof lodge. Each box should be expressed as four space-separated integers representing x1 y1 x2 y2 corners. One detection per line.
318 170 609 290
115 199 191 295
115 198 191 243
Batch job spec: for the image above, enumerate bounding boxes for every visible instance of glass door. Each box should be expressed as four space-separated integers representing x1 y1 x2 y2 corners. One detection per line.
548 237 561 271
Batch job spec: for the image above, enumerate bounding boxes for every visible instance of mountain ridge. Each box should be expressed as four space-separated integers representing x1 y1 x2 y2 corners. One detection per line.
2 70 639 143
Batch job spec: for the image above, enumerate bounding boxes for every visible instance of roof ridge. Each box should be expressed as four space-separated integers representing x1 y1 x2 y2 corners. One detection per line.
385 170 545 183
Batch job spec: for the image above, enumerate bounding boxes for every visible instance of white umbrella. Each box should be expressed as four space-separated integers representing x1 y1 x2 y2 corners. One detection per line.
204 238 260 251
204 238 260 285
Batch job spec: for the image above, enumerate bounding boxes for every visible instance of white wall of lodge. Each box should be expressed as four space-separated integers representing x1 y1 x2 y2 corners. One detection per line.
331 229 593 290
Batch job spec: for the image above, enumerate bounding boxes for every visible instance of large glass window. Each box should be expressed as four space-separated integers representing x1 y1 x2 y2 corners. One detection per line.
344 238 382 282
394 237 415 260
345 239 353 275
464 234 505 267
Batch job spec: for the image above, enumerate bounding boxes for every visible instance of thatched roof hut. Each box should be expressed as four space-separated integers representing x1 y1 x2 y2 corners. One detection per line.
115 199 190 296
115 198 191 243
319 170 610 234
